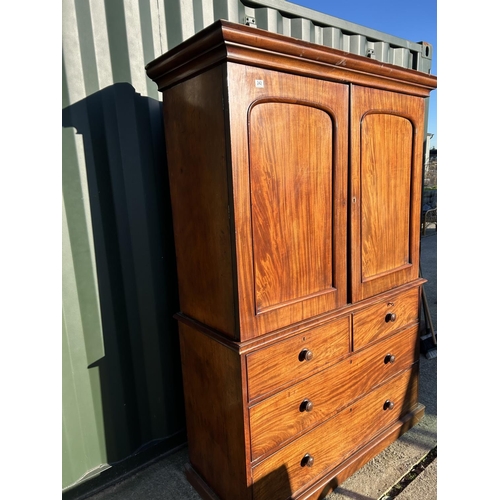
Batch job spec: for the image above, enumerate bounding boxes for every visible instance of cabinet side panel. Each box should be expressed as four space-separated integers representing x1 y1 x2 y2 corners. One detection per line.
179 323 250 499
164 66 236 336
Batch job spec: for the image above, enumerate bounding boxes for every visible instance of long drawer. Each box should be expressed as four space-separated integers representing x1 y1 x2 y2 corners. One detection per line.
246 316 350 401
249 325 419 461
353 287 420 349
252 366 419 500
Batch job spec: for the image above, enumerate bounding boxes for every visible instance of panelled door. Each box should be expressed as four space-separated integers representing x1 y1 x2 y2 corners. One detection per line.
227 63 349 340
350 86 425 302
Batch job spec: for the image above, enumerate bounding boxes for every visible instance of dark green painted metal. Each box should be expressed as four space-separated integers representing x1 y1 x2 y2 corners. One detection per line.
62 81 185 492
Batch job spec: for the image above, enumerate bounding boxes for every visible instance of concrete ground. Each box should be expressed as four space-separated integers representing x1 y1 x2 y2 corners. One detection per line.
82 228 437 500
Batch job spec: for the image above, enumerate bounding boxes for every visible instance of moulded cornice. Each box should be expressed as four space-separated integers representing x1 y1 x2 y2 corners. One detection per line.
146 20 437 96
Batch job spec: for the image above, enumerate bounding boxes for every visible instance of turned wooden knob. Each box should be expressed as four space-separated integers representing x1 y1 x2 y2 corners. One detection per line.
301 454 314 467
299 348 314 361
386 312 397 322
384 354 396 364
384 400 395 410
300 399 314 412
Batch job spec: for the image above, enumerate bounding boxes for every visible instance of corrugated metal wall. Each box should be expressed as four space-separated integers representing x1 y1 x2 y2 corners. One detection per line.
62 0 433 493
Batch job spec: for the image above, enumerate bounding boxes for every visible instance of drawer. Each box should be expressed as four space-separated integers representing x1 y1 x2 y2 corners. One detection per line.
249 325 419 461
353 287 420 349
252 366 419 500
246 316 350 402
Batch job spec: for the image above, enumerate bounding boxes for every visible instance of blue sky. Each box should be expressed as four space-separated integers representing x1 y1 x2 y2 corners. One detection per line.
289 0 437 148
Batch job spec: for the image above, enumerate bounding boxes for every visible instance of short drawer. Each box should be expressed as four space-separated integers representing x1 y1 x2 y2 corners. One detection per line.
252 366 419 500
246 316 350 402
249 325 419 461
353 287 420 349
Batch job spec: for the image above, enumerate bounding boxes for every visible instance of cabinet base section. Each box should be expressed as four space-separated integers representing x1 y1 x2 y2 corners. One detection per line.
184 403 425 500
185 463 232 500
293 403 425 499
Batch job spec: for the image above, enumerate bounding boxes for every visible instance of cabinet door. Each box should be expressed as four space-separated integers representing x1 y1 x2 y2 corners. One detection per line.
227 64 348 340
350 86 425 302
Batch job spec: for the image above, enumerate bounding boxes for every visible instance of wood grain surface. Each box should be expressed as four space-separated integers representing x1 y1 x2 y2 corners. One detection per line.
165 65 238 337
227 63 348 340
250 102 333 313
353 286 420 349
350 86 425 302
144 20 437 500
252 366 419 500
249 325 420 461
179 323 251 499
246 316 350 401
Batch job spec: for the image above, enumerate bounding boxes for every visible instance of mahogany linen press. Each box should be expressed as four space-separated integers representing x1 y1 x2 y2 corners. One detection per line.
146 20 437 500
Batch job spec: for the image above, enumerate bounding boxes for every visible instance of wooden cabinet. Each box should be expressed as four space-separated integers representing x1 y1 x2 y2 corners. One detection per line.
146 20 437 500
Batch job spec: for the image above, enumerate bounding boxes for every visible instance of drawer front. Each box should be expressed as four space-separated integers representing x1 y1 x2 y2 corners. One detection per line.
246 316 350 401
249 325 419 461
353 287 419 349
252 366 419 500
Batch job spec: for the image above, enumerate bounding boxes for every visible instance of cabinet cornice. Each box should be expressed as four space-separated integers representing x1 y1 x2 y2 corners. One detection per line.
146 20 437 96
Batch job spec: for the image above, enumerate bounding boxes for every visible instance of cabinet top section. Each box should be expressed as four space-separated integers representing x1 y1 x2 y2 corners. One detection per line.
146 20 437 97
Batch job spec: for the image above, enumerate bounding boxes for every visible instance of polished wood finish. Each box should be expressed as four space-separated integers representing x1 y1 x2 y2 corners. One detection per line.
353 287 420 349
350 86 425 302
250 103 333 313
146 20 436 500
246 316 350 401
249 326 419 462
227 63 348 339
145 20 437 97
179 323 251 499
165 66 237 336
293 403 425 500
252 367 419 500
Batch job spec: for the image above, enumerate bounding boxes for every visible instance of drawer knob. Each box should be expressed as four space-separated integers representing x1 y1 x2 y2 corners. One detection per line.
299 349 314 362
300 399 314 412
385 313 397 322
384 354 396 364
301 454 314 467
384 400 395 410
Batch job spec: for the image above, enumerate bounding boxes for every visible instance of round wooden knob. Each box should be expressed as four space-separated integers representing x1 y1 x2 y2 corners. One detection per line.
299 349 313 362
386 313 397 322
384 400 395 410
300 399 314 412
384 354 396 364
301 454 314 467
